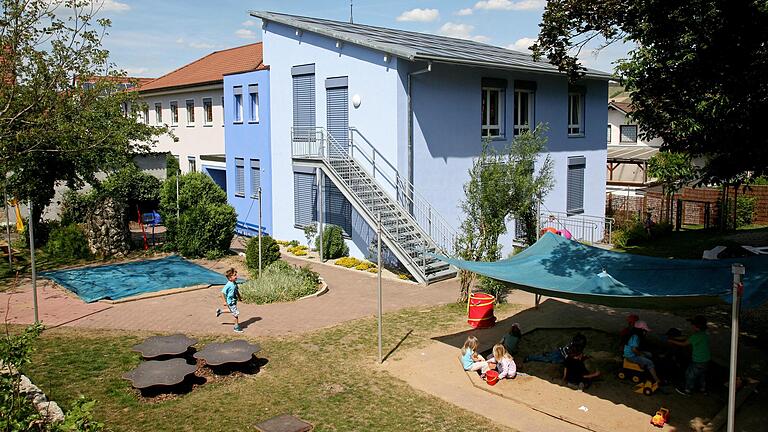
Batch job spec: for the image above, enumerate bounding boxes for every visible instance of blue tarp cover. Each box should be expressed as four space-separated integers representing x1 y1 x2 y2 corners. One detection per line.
42 255 228 303
437 233 768 309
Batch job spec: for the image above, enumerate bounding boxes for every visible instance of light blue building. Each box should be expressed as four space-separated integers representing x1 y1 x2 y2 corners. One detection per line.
223 66 272 237
243 11 611 284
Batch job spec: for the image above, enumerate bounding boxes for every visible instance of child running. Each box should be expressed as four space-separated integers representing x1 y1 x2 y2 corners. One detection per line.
216 268 243 333
488 343 517 380
461 336 491 376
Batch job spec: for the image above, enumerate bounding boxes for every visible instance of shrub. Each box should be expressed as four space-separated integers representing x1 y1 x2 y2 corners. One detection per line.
478 276 510 304
287 244 308 256
45 223 91 260
60 189 94 225
175 204 236 258
288 240 300 247
101 164 161 207
159 173 232 255
246 235 281 276
334 256 360 268
315 225 348 259
239 260 320 304
367 267 378 273
354 261 376 271
166 153 180 179
275 239 290 246
398 273 411 280
303 224 317 247
726 196 758 228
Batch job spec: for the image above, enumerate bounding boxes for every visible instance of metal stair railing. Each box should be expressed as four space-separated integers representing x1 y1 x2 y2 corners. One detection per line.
291 126 455 282
348 128 456 255
538 211 615 245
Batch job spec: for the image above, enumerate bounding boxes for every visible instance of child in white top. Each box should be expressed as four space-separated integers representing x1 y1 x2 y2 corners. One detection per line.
488 343 517 379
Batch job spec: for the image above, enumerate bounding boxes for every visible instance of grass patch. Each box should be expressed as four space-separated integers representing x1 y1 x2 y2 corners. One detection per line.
21 303 518 432
239 260 320 304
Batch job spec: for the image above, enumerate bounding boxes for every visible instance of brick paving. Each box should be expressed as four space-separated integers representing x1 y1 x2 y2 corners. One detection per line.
0 255 459 336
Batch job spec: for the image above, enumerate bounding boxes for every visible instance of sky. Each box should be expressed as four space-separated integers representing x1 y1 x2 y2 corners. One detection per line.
79 0 632 78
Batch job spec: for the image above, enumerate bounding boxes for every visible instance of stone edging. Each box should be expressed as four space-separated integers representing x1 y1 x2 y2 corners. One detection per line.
299 276 329 300
0 362 65 423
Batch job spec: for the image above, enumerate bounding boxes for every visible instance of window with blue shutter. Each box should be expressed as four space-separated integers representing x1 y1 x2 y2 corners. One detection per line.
567 156 586 215
294 168 317 227
235 158 245 197
292 64 316 134
250 159 260 198
323 183 352 236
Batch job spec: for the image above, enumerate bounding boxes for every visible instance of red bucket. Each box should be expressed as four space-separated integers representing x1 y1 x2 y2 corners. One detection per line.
467 292 496 329
485 370 499 386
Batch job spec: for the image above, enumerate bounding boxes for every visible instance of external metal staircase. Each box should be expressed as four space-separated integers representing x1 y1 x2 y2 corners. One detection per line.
291 127 457 284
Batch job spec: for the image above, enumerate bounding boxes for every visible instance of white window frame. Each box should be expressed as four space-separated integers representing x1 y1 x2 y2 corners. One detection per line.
249 90 259 123
221 96 225 126
234 93 243 123
169 101 178 126
620 124 638 143
188 156 196 173
202 98 213 126
154 102 162 124
481 86 505 139
185 99 195 126
142 106 149 125
567 92 584 136
513 89 534 136
607 124 612 143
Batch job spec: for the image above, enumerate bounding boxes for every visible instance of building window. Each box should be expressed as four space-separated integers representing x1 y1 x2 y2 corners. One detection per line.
154 102 162 124
513 87 534 136
233 86 243 123
221 96 225 125
294 169 317 227
170 101 178 126
481 78 506 138
250 159 261 198
620 125 638 143
143 106 149 125
235 158 245 197
120 102 129 117
188 156 196 173
567 156 586 215
607 125 611 143
203 98 213 125
185 99 195 125
248 84 259 123
567 91 584 136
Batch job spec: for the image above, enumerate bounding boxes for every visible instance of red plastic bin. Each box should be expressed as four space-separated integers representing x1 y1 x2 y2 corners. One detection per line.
467 292 496 329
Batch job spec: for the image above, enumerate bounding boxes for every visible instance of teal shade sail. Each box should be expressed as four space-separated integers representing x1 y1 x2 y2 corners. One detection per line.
436 233 768 309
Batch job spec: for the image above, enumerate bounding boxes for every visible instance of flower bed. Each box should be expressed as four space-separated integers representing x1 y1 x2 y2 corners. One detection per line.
334 256 378 273
239 261 320 304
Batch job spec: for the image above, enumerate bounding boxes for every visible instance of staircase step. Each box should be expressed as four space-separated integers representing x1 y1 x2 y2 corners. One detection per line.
426 267 457 283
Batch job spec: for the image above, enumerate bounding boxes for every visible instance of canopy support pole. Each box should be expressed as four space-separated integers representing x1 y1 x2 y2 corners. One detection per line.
534 293 541 309
728 263 744 432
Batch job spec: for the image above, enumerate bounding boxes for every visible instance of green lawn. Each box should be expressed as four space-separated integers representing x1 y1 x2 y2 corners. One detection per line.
613 226 768 259
22 303 519 432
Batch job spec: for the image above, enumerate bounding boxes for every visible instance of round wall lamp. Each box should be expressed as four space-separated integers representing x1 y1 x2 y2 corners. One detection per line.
352 94 362 109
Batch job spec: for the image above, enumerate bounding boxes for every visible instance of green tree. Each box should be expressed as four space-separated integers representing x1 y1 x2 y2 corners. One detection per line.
0 0 166 236
455 126 554 302
532 0 768 181
647 151 698 222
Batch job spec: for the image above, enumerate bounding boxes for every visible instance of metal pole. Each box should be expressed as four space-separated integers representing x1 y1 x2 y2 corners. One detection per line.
3 184 11 267
318 172 324 262
377 211 383 364
728 263 745 432
28 201 38 324
258 187 262 277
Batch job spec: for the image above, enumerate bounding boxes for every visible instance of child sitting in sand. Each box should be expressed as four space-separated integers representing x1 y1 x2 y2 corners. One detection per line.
501 323 522 355
488 343 517 380
461 335 491 376
563 347 601 389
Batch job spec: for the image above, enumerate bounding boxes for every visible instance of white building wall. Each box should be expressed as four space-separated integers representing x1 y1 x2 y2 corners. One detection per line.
607 107 663 148
140 86 226 173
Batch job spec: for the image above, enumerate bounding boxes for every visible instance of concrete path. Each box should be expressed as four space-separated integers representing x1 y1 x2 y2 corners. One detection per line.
0 254 458 336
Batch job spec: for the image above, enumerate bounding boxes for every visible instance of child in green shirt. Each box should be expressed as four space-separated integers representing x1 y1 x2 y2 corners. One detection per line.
671 315 710 395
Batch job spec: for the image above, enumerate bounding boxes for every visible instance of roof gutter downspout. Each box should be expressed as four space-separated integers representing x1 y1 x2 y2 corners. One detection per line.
407 61 431 211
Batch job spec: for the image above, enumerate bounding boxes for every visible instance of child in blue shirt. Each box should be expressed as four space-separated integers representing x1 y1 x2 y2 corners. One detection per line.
216 268 243 333
461 336 490 376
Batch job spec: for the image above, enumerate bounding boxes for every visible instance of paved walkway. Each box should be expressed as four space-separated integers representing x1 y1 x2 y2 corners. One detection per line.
0 255 458 336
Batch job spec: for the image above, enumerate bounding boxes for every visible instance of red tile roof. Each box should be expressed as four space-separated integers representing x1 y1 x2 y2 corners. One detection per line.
609 100 634 114
140 43 266 92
